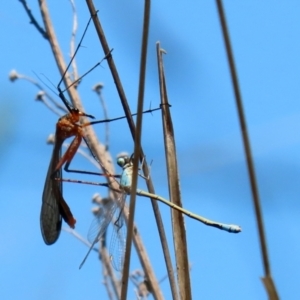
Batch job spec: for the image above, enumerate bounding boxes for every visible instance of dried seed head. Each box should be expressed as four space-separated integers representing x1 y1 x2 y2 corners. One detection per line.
35 91 45 101
92 82 104 93
92 193 102 204
9 70 20 82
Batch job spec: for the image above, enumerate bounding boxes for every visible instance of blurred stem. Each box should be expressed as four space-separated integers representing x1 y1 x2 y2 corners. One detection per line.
216 1 279 299
19 0 48 39
69 0 79 83
93 84 110 149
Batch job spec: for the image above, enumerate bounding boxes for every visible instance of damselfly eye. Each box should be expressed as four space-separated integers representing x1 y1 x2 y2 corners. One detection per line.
117 157 125 167
117 156 130 167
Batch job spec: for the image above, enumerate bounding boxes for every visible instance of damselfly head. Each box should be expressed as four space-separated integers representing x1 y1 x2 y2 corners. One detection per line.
117 155 131 168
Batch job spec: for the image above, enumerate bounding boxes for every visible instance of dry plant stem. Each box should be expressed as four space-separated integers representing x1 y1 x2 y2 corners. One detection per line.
94 87 110 149
216 1 279 299
101 265 114 300
17 73 67 113
69 0 79 82
38 95 62 116
156 43 190 300
85 1 169 300
120 1 150 298
39 0 81 110
19 0 48 39
100 242 121 300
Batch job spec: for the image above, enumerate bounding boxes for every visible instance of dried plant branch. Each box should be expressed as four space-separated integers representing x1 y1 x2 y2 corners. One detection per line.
38 0 81 108
101 267 114 300
216 1 279 299
93 83 110 149
35 91 63 116
156 42 189 299
69 0 79 83
100 240 121 299
9 70 68 114
120 0 150 297
19 0 48 39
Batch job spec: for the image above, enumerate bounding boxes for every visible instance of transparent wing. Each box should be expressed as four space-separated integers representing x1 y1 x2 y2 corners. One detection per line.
80 192 123 269
109 209 126 272
87 199 117 244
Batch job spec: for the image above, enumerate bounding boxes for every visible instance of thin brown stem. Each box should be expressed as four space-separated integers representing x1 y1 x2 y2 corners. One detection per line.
120 1 150 298
100 241 121 299
157 41 191 300
216 1 279 299
10 71 67 113
93 83 110 149
39 0 79 107
36 92 63 116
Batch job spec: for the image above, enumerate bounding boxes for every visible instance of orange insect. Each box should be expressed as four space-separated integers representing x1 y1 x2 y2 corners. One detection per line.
39 15 159 245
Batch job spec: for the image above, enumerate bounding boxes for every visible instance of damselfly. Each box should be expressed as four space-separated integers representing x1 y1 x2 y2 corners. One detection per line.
60 154 241 269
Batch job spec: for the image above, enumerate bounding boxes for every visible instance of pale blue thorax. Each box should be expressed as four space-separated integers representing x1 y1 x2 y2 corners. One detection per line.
120 164 133 188
117 156 133 191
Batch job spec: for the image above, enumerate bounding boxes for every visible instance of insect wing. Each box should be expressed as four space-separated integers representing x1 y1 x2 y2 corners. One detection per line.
87 199 116 244
40 145 62 245
79 198 118 269
109 210 126 272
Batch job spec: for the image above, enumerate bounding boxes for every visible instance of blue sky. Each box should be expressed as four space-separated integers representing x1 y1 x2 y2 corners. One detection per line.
1 1 300 299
